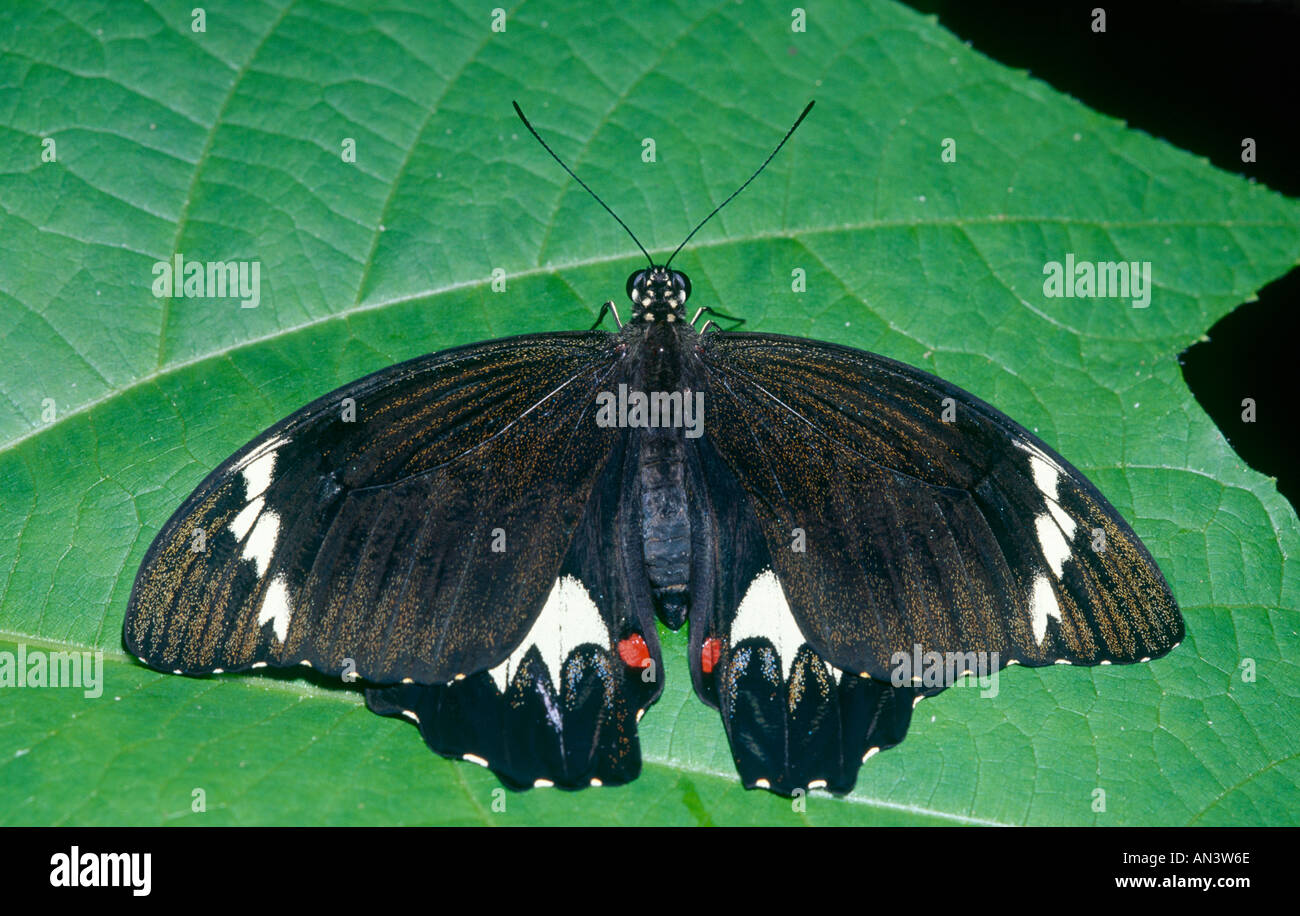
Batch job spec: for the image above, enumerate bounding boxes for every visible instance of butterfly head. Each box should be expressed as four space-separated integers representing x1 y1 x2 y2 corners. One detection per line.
627 266 691 321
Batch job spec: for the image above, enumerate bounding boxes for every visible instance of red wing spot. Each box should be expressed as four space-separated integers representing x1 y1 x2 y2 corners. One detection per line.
701 637 722 674
618 634 650 669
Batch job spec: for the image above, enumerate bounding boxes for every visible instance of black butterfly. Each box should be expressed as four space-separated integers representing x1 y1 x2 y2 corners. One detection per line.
124 101 1183 796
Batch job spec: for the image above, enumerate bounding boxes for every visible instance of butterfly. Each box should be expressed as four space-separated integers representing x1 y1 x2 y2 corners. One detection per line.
124 101 1183 796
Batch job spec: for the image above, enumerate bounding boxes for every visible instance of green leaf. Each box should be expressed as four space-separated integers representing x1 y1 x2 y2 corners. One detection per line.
2 0 1297 826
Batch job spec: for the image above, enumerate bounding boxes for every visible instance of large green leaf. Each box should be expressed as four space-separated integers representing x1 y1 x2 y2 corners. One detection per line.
1 0 1297 826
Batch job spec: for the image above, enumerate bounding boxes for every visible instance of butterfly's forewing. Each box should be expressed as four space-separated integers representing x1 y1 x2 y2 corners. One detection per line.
364 433 664 789
125 332 629 686
686 435 923 794
694 332 1183 679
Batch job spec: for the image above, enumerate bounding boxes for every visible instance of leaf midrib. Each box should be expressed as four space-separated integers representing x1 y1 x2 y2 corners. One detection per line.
6 211 1288 458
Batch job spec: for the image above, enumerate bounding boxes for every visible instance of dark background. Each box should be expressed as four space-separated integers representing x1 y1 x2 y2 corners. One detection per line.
903 0 1300 511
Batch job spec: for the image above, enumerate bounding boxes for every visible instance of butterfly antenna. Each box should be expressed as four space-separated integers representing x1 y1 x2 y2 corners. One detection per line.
665 101 815 268
513 101 654 268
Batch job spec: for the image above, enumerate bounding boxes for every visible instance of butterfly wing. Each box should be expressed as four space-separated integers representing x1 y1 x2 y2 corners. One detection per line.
686 435 921 794
364 433 663 789
687 332 1182 792
125 332 638 687
126 330 671 787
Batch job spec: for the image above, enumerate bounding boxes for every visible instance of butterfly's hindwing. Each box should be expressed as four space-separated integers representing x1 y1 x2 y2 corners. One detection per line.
686 438 921 795
695 332 1183 679
365 435 663 789
124 332 628 684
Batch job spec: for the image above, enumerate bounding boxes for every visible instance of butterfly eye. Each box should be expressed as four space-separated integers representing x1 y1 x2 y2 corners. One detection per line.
626 270 646 301
673 271 691 301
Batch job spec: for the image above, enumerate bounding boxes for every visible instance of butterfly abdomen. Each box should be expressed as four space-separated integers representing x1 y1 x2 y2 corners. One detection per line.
637 429 691 628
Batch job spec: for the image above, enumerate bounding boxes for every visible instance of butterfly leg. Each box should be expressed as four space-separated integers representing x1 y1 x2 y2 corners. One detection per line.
589 300 623 330
690 306 745 329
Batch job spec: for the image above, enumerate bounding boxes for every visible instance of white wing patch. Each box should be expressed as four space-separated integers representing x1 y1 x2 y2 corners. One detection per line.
730 568 840 682
1034 513 1072 578
235 435 287 500
227 437 290 579
241 509 280 578
1018 441 1064 500
1046 500 1077 540
487 575 610 693
228 497 264 542
1029 574 1061 645
257 573 293 643
1017 441 1080 618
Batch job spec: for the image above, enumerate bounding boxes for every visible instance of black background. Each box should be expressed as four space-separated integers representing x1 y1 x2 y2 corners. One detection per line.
904 0 1300 511
12 825 1276 899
